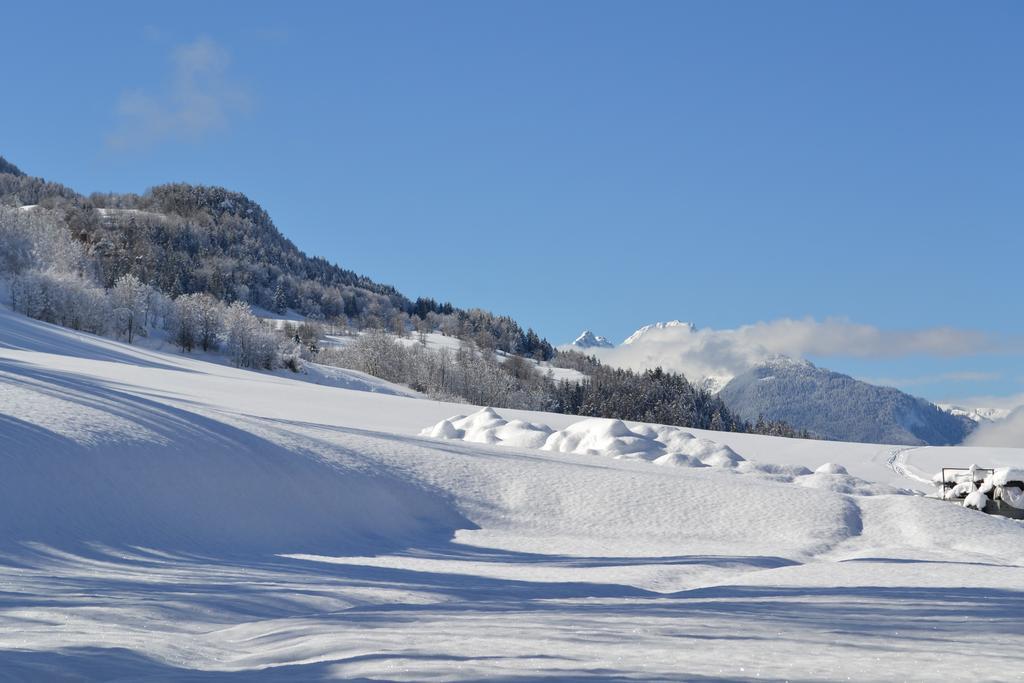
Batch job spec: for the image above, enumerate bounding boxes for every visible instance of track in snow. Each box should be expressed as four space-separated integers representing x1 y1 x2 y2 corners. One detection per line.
887 446 935 485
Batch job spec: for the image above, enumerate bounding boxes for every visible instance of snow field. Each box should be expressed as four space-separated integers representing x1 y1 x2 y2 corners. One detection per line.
3 305 1024 680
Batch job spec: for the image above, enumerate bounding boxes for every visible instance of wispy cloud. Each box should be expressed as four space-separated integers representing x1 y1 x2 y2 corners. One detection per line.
107 37 250 149
575 317 995 382
865 371 1001 388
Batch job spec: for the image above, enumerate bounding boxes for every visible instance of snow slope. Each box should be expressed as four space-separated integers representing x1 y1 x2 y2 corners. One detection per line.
2 305 1024 681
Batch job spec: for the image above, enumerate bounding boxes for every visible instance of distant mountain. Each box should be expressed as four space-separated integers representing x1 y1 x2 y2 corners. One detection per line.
938 404 1012 424
623 320 695 345
571 330 613 349
718 357 976 446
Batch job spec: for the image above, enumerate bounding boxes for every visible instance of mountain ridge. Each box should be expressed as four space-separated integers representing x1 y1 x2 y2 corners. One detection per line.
719 359 976 445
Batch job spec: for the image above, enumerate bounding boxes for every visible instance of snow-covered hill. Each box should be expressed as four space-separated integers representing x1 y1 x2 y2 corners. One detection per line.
2 304 1024 680
719 358 977 445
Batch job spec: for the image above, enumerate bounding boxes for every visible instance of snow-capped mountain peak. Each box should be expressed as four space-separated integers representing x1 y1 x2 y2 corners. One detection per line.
938 404 1012 424
571 330 613 348
622 320 696 345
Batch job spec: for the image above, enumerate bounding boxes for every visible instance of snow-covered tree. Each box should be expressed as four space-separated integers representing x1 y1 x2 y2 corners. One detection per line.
110 273 151 344
272 283 287 314
0 206 83 277
11 269 109 334
222 301 278 369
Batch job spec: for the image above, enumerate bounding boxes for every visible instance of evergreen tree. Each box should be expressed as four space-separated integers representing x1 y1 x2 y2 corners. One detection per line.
273 283 288 314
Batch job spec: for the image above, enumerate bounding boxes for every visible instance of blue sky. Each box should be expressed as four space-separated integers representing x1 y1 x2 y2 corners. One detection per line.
3 1 1022 405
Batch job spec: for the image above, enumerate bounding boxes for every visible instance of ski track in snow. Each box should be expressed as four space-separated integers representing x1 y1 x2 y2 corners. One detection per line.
2 306 1024 681
887 446 933 483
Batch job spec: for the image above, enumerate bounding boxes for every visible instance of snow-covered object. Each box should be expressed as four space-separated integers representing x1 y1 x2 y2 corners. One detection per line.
815 462 849 475
945 481 977 500
988 468 1024 487
964 490 989 511
1000 486 1024 510
939 471 994 502
964 468 1024 510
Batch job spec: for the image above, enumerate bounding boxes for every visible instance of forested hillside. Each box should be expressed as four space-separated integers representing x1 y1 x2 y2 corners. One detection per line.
718 358 975 445
0 156 553 360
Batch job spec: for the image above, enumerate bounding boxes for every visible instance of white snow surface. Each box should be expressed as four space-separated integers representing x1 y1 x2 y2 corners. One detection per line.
3 305 1024 680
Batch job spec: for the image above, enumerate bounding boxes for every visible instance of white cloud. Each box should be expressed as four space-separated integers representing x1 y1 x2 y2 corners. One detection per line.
965 406 1024 447
107 37 250 149
576 317 992 383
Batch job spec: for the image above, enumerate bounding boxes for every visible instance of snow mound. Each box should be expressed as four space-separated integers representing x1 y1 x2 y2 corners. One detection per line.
732 461 893 498
795 471 906 496
420 408 554 449
652 452 707 468
427 418 463 439
542 418 660 460
422 411 748 468
634 424 746 467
